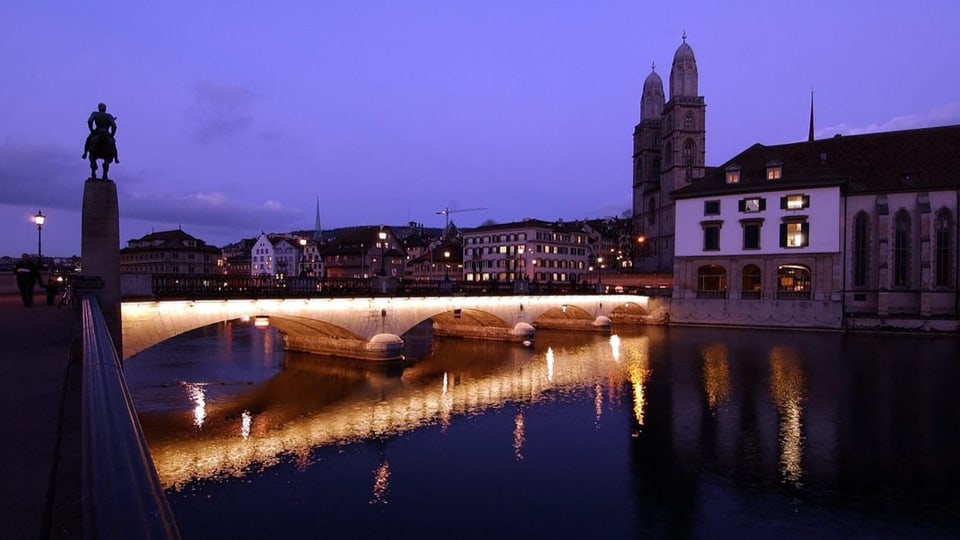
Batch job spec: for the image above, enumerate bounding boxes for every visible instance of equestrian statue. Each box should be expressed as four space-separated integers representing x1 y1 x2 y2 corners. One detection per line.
82 102 119 180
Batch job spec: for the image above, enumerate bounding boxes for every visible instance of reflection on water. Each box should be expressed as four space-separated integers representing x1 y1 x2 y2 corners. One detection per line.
126 322 960 539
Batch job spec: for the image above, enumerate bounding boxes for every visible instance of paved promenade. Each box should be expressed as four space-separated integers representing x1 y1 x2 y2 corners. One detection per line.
0 291 82 539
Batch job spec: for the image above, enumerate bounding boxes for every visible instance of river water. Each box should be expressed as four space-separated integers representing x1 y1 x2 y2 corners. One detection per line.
124 321 960 539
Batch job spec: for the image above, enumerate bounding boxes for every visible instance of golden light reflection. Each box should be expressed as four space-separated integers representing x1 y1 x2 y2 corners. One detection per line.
183 382 206 429
513 410 525 460
594 382 603 428
146 333 656 490
700 344 731 411
546 347 555 381
627 363 649 427
370 461 390 505
769 346 805 486
609 334 621 362
241 410 251 439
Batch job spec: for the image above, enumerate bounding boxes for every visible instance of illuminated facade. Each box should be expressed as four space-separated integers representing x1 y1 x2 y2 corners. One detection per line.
462 219 592 283
119 228 221 275
669 125 960 329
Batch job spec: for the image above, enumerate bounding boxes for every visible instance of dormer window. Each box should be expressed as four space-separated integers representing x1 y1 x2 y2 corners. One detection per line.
766 161 783 180
725 165 741 184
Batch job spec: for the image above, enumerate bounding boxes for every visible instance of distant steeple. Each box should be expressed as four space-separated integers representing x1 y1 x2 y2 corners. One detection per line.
313 196 322 242
808 89 815 142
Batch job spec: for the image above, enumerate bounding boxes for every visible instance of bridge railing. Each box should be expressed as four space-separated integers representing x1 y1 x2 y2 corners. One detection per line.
147 274 617 300
80 293 181 539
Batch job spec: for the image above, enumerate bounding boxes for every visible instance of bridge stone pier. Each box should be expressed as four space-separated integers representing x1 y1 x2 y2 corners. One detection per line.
121 294 651 361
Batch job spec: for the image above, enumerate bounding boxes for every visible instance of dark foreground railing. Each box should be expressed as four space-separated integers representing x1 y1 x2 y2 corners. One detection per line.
148 274 619 300
80 294 181 539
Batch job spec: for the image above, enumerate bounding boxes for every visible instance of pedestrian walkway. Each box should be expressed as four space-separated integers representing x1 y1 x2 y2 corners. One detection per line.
0 292 82 539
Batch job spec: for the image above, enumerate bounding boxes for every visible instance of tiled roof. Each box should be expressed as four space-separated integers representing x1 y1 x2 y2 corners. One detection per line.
672 124 960 199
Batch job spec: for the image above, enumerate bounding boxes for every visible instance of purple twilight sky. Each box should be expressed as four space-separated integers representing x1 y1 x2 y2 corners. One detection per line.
2 1 959 257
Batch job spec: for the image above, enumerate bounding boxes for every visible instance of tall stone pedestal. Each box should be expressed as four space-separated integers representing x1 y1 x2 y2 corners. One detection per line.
82 178 122 355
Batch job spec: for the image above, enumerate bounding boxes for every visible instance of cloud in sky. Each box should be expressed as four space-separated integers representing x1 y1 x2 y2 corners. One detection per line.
818 102 960 138
186 82 259 144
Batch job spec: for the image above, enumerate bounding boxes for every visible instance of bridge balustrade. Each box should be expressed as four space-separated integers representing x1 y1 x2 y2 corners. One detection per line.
149 274 604 300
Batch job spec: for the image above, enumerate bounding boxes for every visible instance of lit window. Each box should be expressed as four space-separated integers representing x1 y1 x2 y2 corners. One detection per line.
780 220 809 248
739 197 765 213
766 161 782 180
781 194 810 210
725 166 740 184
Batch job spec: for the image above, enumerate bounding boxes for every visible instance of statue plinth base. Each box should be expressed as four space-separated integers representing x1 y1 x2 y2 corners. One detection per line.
81 178 122 354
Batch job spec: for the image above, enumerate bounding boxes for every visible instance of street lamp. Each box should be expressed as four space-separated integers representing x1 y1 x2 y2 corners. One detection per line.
298 238 307 276
596 256 603 285
637 235 647 271
443 250 450 281
378 229 387 276
34 210 45 268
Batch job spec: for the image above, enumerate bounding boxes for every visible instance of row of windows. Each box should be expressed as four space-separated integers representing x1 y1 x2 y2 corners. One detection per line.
852 208 955 288
725 161 783 184
704 194 809 216
466 259 587 270
701 219 809 251
466 233 529 244
696 263 811 300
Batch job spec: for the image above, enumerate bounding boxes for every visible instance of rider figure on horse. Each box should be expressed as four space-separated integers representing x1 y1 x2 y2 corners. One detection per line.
82 103 119 164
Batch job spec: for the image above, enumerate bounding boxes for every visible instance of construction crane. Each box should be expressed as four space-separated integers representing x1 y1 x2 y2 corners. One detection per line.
436 207 487 228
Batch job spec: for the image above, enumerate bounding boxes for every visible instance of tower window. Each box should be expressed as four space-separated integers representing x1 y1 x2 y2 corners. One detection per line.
684 112 695 129
682 139 695 166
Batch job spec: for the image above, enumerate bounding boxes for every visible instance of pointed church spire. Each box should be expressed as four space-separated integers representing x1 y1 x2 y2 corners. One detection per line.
808 89 815 142
313 196 322 242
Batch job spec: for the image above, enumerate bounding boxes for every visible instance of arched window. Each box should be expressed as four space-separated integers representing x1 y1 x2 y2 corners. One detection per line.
684 111 695 130
696 265 727 299
682 139 696 166
893 210 911 287
777 264 811 300
935 208 954 288
852 211 870 288
647 197 656 225
664 141 673 166
741 264 762 299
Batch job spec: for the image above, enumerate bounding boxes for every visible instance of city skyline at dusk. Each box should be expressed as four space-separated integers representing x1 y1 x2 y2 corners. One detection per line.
3 1 959 257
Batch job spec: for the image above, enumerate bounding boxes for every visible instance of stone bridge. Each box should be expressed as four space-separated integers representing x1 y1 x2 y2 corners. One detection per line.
121 294 652 361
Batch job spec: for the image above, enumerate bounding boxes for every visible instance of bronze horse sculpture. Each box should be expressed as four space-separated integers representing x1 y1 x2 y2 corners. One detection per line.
84 131 118 180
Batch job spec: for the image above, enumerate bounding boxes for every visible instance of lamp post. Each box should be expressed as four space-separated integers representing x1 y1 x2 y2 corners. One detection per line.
637 235 647 272
596 255 604 293
34 210 45 268
378 229 387 276
298 238 307 276
443 250 450 281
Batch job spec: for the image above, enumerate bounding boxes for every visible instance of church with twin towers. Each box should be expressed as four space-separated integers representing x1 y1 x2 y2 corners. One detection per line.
632 33 706 273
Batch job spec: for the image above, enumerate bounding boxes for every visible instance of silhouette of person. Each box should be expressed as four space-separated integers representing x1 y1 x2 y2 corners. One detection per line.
14 253 43 307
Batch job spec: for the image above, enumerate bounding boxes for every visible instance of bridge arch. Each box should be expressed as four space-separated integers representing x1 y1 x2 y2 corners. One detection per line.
121 294 650 361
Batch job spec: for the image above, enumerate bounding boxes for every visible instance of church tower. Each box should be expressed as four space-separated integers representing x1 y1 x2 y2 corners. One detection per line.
632 34 706 273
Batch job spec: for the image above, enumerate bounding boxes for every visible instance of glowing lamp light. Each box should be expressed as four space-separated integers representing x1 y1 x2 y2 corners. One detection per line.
254 315 270 328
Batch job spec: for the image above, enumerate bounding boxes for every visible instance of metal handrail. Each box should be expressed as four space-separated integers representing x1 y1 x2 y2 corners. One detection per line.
80 294 181 540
